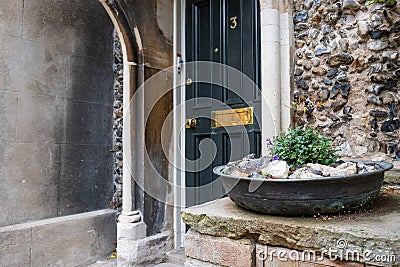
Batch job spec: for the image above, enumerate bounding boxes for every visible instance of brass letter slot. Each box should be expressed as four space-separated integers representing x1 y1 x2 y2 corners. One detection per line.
211 107 253 128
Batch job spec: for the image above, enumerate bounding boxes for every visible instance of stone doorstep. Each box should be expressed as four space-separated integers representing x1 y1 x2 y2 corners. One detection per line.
181 194 400 267
384 170 400 185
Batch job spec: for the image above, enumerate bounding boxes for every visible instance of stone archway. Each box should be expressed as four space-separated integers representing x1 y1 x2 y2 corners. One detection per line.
100 0 146 217
99 1 175 265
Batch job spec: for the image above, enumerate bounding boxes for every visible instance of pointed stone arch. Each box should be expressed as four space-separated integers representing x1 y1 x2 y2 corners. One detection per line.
99 0 146 215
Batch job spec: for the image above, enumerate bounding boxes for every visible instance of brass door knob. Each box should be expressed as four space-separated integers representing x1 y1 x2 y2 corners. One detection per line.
186 78 193 86
186 118 197 128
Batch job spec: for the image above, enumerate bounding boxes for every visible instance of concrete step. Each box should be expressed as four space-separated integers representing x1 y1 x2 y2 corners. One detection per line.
87 250 186 267
87 249 187 267
88 259 182 267
151 263 183 267
184 258 218 267
164 249 217 267
166 249 186 265
87 258 117 266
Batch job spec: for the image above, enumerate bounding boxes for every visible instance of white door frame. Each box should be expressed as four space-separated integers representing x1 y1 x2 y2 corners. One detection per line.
172 0 187 250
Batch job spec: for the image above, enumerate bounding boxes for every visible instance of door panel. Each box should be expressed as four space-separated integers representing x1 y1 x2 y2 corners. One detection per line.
186 133 216 207
225 0 243 105
186 0 260 206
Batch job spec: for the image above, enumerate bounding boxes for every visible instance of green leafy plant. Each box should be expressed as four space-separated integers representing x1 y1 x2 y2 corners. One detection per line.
270 127 338 167
367 0 396 5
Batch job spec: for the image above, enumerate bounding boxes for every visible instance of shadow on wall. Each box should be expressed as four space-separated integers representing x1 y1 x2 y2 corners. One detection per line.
0 0 115 227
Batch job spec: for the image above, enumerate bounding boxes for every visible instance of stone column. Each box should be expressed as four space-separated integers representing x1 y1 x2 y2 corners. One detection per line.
98 1 148 266
260 0 294 155
117 61 147 265
260 0 282 155
116 25 147 267
279 0 294 131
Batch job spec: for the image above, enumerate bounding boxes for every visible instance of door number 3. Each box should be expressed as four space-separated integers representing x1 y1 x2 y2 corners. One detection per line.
230 16 238 29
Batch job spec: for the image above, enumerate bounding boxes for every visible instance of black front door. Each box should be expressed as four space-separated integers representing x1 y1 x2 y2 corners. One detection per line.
185 0 261 206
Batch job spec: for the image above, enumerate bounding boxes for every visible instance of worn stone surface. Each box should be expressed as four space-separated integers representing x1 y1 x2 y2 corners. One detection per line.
185 229 255 267
64 100 113 144
0 226 31 267
385 170 400 185
143 68 174 235
58 144 113 216
16 93 65 144
0 0 114 226
182 195 400 266
0 143 59 226
0 1 23 37
0 209 116 267
0 91 17 143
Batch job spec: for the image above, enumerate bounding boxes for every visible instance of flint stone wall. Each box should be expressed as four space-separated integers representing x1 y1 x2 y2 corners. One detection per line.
292 0 400 163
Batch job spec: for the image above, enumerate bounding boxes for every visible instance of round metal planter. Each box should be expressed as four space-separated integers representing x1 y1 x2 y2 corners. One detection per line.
213 161 393 216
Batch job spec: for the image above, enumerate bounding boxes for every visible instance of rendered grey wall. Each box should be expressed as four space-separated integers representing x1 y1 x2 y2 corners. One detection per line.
0 0 114 226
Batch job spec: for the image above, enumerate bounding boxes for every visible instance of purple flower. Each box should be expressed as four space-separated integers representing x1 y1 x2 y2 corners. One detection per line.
272 155 279 161
266 137 273 147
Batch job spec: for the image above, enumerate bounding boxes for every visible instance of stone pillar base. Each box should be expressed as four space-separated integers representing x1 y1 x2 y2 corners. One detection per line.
117 211 146 267
117 220 171 267
117 221 147 241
